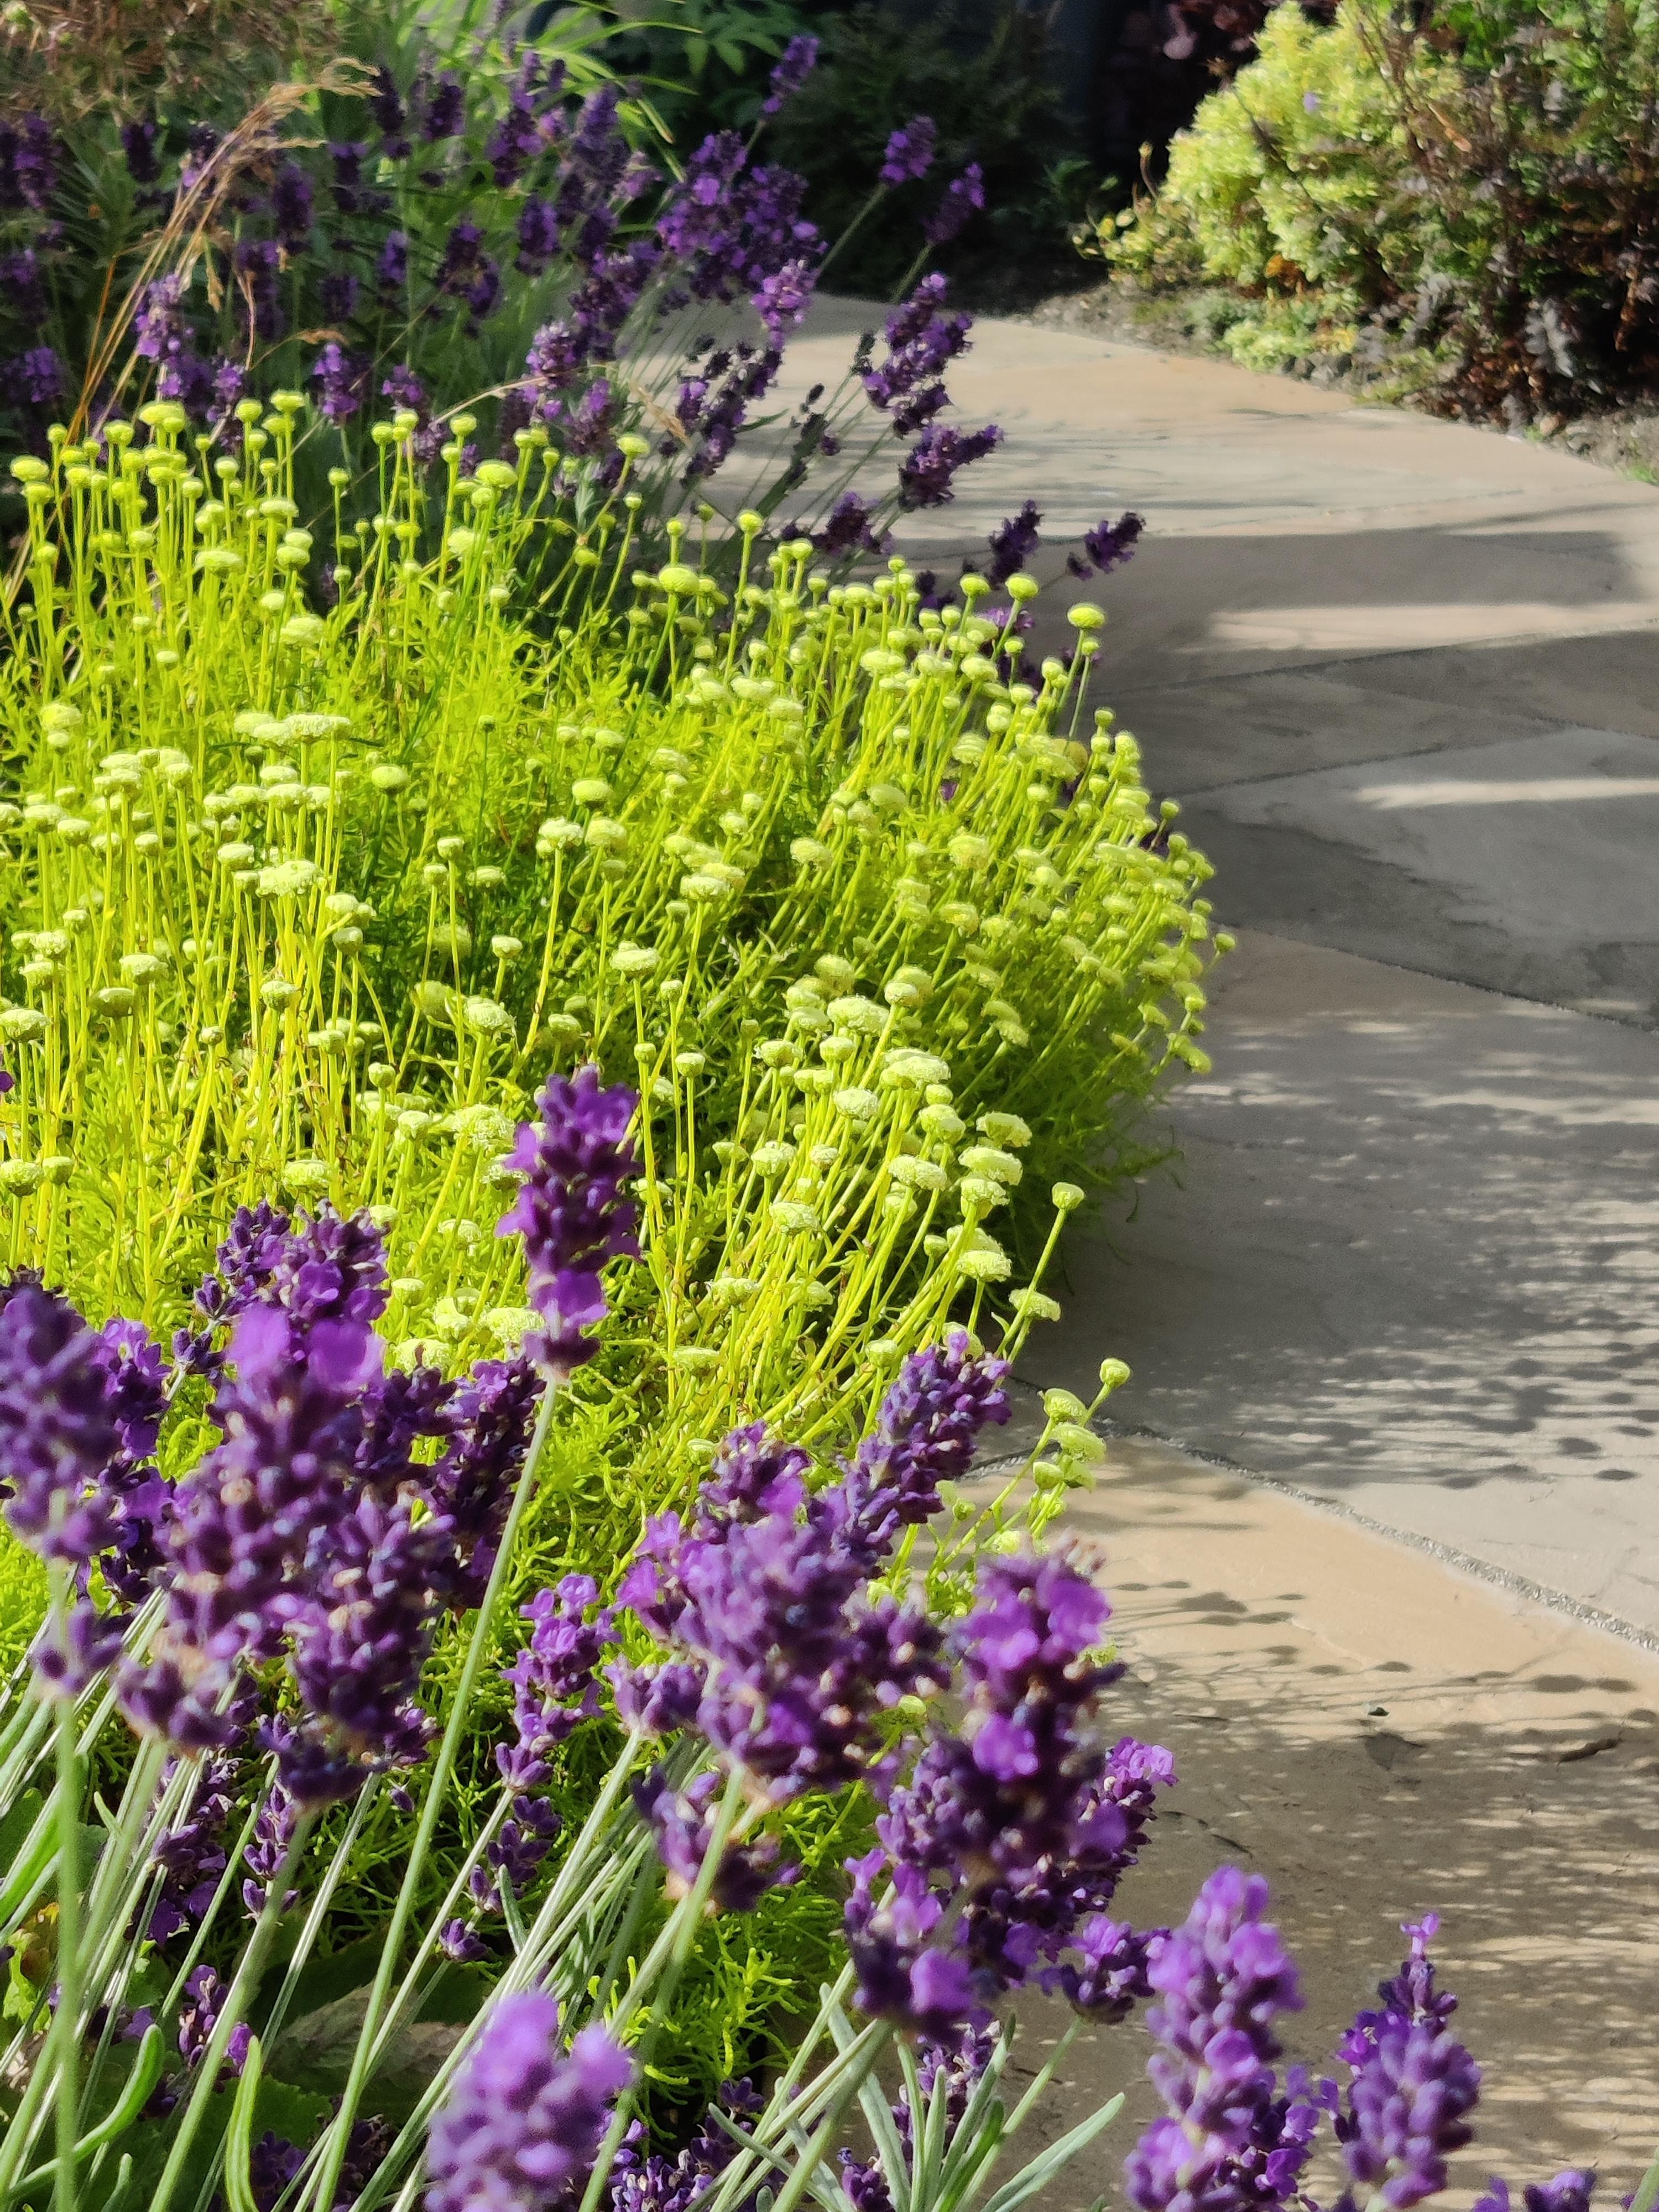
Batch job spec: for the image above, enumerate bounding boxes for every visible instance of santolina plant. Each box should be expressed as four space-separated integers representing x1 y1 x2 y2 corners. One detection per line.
0 1084 1647 2212
0 394 1217 1589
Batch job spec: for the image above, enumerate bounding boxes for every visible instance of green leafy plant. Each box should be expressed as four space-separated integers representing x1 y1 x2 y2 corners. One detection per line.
1103 0 1659 418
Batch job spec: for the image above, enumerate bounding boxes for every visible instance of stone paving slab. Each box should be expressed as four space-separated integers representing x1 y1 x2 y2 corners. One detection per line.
1185 728 1659 1022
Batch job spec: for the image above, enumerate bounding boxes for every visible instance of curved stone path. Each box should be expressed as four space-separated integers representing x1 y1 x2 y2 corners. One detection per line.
776 301 1659 2189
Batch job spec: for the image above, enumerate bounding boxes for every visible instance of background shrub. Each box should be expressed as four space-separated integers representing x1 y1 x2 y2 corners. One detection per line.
1105 0 1659 420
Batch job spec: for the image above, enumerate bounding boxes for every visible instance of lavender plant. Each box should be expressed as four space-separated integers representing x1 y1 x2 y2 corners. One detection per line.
0 1067 1165 2212
0 390 1215 1598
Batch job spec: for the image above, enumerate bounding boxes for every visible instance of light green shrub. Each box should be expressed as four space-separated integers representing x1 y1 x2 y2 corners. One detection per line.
0 397 1217 1610
1105 3 1445 368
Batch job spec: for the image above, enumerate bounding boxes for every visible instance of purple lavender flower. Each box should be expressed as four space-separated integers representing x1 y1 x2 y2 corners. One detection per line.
121 118 161 185
844 1853 977 2038
377 229 410 298
281 1491 456 1797
328 139 364 205
925 164 985 247
9 346 66 411
313 341 367 424
476 1577 613 1906
268 1205 389 1330
441 1918 490 1964
210 356 247 429
754 255 815 342
657 135 820 317
634 1766 796 1913
1124 1869 1310 2212
272 160 314 252
369 65 410 158
320 269 360 323
174 1198 291 1376
810 491 889 560
178 1963 252 2078
487 91 548 189
827 1329 1009 1568
982 500 1042 589
1050 1914 1162 2022
518 195 562 275
1336 1917 1481 2208
1068 511 1145 578
95 1317 171 1603
1475 2177 1597 2212
148 1753 239 1947
609 2081 760 2212
427 1355 543 1603
424 1992 633 2212
233 238 283 340
422 74 466 141
897 421 1001 510
764 33 820 113
702 1425 812 1528
863 276 971 426
119 1303 380 1750
1 117 59 213
570 83 628 187
495 1066 639 1377
851 1549 1171 2021
618 1484 948 1806
880 116 938 187
0 1285 121 1566
242 1765 301 1915
180 123 221 191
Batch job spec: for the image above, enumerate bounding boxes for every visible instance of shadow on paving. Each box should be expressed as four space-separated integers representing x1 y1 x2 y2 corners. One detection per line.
973 1452 1659 2207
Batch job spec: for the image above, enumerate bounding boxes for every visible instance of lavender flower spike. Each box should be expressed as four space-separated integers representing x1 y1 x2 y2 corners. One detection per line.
764 33 820 114
881 116 938 187
497 1066 640 1376
1336 1916 1480 2209
1125 1867 1313 2212
925 164 985 247
425 1991 633 2212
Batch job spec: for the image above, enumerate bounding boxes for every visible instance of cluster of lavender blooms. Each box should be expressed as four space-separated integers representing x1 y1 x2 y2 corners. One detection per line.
420 1843 1603 2212
1124 1875 1595 2212
0 1065 639 1823
2 48 989 517
806 267 1145 578
1 54 1152 582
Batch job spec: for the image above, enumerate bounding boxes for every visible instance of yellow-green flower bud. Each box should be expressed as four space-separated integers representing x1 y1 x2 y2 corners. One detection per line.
961 1144 1022 1185
462 995 514 1037
768 1199 820 1235
832 1086 880 1121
